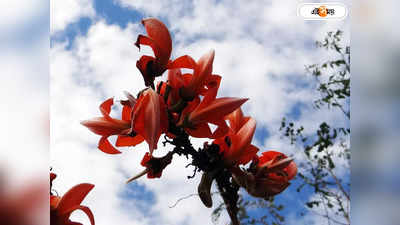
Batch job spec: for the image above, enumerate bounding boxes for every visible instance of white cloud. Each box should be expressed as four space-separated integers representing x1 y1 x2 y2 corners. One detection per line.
51 0 95 34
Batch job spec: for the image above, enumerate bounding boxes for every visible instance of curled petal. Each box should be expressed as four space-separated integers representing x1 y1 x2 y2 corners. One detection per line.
98 136 122 154
99 98 114 120
64 205 95 225
139 18 172 64
50 173 57 183
57 183 95 215
136 55 157 86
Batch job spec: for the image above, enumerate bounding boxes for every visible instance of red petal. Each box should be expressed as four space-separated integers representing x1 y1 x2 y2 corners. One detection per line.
167 68 184 88
140 152 152 166
51 195 60 208
64 205 95 225
286 160 297 180
147 170 162 178
236 144 259 165
189 50 215 91
182 73 193 86
210 119 229 139
167 55 196 69
115 135 144 147
81 118 130 136
50 173 57 183
140 18 172 64
259 151 297 180
98 136 122 154
133 89 163 154
195 75 221 111
122 105 132 121
136 55 156 86
231 117 256 154
225 108 249 133
57 183 94 215
185 123 212 138
123 91 137 106
100 98 114 120
259 151 284 164
189 97 248 125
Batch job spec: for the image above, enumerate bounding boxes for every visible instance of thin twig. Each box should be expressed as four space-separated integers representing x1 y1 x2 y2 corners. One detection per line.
169 192 221 208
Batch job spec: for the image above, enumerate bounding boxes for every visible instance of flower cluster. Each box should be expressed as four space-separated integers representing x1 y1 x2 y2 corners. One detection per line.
50 172 95 225
82 17 297 224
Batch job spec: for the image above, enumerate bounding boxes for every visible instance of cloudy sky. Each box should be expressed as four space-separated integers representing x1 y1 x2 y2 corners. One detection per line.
50 1 350 224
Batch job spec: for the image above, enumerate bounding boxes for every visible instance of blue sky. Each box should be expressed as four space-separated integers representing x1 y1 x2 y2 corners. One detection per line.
50 1 349 224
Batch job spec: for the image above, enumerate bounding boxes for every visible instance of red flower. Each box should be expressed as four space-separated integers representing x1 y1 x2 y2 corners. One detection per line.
131 88 168 154
168 50 215 101
213 108 259 165
177 77 248 139
126 152 173 183
82 89 168 155
136 18 172 87
50 174 95 225
81 98 132 154
232 151 297 198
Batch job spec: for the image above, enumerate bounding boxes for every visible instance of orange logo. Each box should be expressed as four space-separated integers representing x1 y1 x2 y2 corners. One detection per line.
318 6 328 17
311 5 335 17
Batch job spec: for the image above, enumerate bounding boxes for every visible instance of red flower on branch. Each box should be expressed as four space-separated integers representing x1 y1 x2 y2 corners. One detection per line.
177 77 248 139
50 173 95 225
168 50 215 101
126 152 173 183
135 18 172 87
81 98 131 154
232 151 297 198
214 108 259 165
82 89 168 155
130 88 168 154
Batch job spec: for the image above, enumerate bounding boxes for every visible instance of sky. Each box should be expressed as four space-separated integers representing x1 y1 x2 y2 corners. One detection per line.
50 0 350 225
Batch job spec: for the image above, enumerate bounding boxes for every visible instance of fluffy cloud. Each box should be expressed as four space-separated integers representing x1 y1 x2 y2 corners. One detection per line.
51 0 95 34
